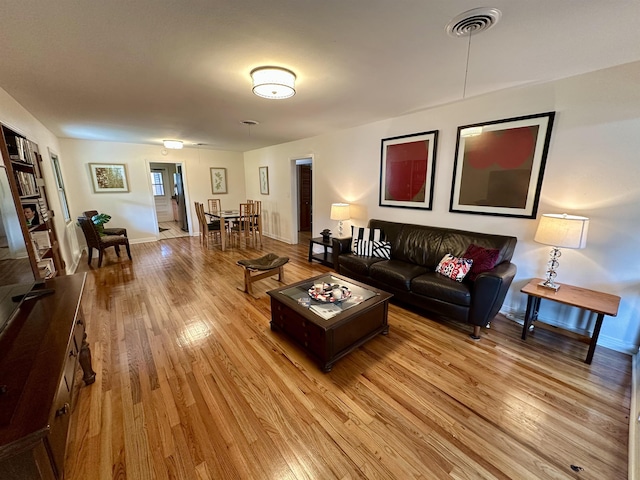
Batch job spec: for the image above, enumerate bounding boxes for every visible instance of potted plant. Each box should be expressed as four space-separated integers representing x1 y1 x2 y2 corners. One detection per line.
90 213 112 236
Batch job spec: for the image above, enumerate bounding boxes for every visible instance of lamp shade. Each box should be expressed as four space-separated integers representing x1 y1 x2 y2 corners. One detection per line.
163 140 183 149
330 203 350 221
250 66 296 99
534 213 589 249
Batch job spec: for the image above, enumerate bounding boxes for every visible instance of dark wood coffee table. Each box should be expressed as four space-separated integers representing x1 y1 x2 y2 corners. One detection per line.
267 273 392 372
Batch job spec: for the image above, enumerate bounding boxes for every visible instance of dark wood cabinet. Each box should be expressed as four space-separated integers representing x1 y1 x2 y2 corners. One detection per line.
0 124 65 279
0 274 95 479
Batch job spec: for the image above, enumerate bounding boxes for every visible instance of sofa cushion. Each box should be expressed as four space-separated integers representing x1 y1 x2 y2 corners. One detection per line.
435 254 473 282
339 254 385 276
411 272 472 307
463 243 500 280
351 226 384 253
370 260 428 291
354 240 391 259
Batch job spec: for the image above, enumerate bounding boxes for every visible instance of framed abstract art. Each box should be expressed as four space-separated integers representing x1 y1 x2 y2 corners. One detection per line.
379 130 438 210
89 163 129 193
449 112 555 218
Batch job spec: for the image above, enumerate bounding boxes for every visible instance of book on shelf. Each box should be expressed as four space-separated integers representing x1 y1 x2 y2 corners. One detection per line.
37 258 55 279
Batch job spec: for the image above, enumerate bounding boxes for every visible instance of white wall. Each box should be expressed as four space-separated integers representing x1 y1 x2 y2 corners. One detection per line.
244 61 640 354
59 139 245 245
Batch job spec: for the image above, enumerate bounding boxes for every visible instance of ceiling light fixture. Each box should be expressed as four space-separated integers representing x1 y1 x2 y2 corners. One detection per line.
446 8 501 137
163 140 183 149
250 66 296 99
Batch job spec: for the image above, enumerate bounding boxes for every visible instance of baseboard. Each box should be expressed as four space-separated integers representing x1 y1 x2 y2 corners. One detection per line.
631 351 640 480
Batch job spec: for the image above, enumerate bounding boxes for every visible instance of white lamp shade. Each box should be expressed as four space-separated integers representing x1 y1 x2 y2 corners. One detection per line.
534 213 589 249
251 67 296 99
330 203 350 221
163 140 183 149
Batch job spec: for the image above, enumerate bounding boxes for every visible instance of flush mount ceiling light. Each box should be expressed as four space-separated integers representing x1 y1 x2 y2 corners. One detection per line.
163 140 183 149
250 66 296 99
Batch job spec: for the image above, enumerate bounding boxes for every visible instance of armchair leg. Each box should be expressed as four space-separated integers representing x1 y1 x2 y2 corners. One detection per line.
87 248 93 265
98 250 104 267
125 242 132 260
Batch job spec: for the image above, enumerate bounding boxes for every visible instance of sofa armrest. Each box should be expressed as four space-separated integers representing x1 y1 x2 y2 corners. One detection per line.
331 237 352 272
469 262 517 326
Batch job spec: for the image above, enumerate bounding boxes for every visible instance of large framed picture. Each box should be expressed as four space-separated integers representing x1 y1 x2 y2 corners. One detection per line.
379 130 438 210
259 166 269 195
449 112 555 219
89 163 129 193
210 167 228 194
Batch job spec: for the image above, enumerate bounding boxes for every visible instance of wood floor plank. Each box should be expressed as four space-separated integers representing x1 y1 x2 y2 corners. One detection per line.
64 235 630 479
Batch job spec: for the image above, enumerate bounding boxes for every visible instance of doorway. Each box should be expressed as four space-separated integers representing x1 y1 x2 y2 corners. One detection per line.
149 162 189 239
295 157 312 245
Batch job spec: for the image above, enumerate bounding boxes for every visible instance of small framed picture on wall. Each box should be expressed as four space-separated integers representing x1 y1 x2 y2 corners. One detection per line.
259 166 269 195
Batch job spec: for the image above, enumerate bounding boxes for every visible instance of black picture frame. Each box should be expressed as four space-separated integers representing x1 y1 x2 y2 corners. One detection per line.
379 130 438 210
449 112 555 219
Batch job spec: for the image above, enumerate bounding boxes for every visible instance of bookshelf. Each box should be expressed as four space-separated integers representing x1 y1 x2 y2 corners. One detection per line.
0 124 65 279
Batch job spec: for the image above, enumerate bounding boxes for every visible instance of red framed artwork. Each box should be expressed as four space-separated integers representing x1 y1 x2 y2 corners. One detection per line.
379 130 438 210
449 112 555 218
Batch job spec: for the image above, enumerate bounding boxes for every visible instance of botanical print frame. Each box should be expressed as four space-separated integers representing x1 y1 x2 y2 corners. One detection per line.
379 130 438 210
449 112 555 219
259 166 269 195
89 163 129 193
210 167 228 194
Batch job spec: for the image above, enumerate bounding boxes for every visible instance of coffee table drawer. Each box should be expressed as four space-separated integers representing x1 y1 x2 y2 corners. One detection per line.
271 300 325 357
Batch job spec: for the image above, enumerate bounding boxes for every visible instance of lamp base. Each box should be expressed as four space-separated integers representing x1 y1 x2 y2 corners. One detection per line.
539 280 560 291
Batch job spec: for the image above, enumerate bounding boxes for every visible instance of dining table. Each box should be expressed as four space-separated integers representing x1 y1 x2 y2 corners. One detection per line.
204 210 239 251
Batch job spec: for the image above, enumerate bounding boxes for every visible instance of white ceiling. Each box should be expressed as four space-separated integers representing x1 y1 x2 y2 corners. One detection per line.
0 1 639 152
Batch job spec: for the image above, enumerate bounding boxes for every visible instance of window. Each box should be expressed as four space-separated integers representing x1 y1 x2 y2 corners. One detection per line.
50 152 70 222
150 170 165 196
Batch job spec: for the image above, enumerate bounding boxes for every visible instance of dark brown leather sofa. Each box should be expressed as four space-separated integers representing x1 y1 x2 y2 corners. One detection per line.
331 219 517 338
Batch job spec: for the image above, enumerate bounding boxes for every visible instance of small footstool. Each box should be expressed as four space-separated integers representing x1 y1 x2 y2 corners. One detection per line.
237 253 290 295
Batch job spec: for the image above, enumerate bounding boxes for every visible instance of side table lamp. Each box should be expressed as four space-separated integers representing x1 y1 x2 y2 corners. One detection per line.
533 213 589 291
330 203 350 238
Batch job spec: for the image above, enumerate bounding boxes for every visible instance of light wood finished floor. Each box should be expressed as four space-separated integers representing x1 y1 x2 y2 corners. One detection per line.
66 235 630 480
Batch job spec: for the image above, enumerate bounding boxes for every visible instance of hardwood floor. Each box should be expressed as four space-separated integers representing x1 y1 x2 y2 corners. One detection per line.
66 235 630 479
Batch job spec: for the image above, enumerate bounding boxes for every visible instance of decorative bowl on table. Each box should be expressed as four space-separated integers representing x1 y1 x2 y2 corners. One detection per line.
308 283 351 303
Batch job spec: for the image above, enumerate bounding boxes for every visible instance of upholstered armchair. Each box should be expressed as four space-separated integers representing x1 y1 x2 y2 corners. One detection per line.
77 217 132 267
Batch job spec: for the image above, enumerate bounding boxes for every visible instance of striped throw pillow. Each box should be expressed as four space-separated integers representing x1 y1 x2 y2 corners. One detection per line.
354 240 391 259
351 226 384 253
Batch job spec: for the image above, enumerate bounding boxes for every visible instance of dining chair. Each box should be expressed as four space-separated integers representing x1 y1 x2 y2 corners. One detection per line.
83 210 128 237
196 202 223 248
250 200 262 246
208 198 222 214
231 203 254 248
194 201 205 245
208 198 231 235
77 216 132 267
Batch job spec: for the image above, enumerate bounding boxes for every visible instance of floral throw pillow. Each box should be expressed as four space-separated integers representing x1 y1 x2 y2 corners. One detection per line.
435 254 473 282
463 244 500 280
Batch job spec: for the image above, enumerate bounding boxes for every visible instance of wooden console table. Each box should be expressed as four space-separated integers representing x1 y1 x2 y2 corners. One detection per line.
0 273 95 479
520 278 620 364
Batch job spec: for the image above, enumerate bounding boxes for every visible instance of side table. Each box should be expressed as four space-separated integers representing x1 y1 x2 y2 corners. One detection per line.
308 237 334 267
520 278 620 364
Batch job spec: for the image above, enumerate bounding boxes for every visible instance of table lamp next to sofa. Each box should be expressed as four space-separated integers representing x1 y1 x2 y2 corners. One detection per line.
330 203 350 238
533 213 589 291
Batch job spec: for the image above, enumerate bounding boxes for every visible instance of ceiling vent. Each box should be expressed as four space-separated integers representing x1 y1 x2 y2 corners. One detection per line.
446 7 501 37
